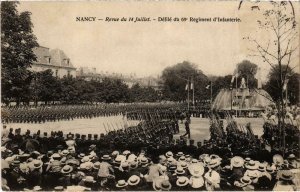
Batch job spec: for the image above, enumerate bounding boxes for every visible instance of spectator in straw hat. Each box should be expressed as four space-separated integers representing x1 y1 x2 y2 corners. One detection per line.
153 177 172 191
233 175 254 191
27 160 43 188
189 163 205 190
204 158 221 191
175 176 190 191
127 175 145 191
145 157 163 183
256 164 272 191
98 154 114 187
244 160 260 184
58 165 73 187
228 156 244 184
273 170 296 191
115 179 128 191
79 176 97 191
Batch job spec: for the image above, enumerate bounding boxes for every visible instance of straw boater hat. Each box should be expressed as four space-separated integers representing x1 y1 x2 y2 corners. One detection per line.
175 166 185 175
61 150 69 156
191 159 198 164
93 161 101 170
153 177 172 191
245 157 251 163
245 160 259 170
111 151 119 156
178 156 186 162
199 154 209 161
258 163 266 172
176 152 184 157
266 166 275 174
278 170 294 181
54 186 64 191
240 176 252 185
78 153 85 159
140 157 149 167
167 157 175 164
61 165 73 174
66 159 80 166
19 163 29 173
116 180 128 188
166 151 173 158
127 175 141 186
288 154 296 160
29 160 43 170
101 155 111 161
130 161 138 169
231 156 244 168
51 153 61 160
83 176 96 183
176 176 189 187
81 156 90 163
123 150 131 156
114 155 126 165
33 186 42 191
179 161 188 169
273 154 284 166
188 163 204 177
208 158 221 168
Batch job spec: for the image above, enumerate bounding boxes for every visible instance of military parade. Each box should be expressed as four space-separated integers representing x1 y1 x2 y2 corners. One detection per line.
1 1 300 191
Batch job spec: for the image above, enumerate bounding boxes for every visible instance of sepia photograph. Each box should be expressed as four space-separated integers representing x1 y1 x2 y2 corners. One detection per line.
1 1 300 191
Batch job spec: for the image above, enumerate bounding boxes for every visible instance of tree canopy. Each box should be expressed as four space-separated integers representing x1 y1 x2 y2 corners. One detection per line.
161 61 209 102
1 1 38 105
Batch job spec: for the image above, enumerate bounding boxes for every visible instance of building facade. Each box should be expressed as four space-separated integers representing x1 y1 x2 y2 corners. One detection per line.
30 46 76 78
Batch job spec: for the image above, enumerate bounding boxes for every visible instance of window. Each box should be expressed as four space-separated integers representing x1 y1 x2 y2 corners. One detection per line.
55 70 58 77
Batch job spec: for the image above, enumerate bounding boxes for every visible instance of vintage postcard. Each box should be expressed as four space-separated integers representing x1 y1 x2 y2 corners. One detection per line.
1 1 300 191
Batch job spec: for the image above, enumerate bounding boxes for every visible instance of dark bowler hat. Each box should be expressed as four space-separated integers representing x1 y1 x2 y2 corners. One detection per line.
88 134 92 140
94 134 98 139
197 142 202 147
189 140 195 145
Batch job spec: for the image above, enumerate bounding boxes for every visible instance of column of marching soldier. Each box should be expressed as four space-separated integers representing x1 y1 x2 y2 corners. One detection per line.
1 103 212 124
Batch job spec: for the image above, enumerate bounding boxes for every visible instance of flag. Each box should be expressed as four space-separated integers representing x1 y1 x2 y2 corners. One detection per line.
283 79 289 91
205 85 210 89
190 82 194 90
231 69 239 83
185 84 189 90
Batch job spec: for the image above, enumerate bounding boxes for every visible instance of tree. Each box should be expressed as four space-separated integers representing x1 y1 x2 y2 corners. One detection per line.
1 2 39 105
236 60 258 89
31 70 61 105
264 65 299 105
245 1 298 152
130 83 159 102
161 61 209 102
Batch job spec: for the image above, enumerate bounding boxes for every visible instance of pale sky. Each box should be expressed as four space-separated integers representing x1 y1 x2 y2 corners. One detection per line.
18 1 299 79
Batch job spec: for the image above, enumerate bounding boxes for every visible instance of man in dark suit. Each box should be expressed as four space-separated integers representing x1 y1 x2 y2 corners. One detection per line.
182 119 191 139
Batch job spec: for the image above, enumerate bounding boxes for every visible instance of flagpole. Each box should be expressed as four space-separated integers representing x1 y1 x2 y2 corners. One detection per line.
192 78 195 109
210 81 212 109
187 78 190 111
236 75 238 117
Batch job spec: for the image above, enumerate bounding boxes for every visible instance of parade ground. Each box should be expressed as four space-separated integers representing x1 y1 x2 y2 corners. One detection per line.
5 116 265 142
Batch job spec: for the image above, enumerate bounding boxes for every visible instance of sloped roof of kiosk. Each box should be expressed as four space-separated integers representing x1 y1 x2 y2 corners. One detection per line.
211 88 274 110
